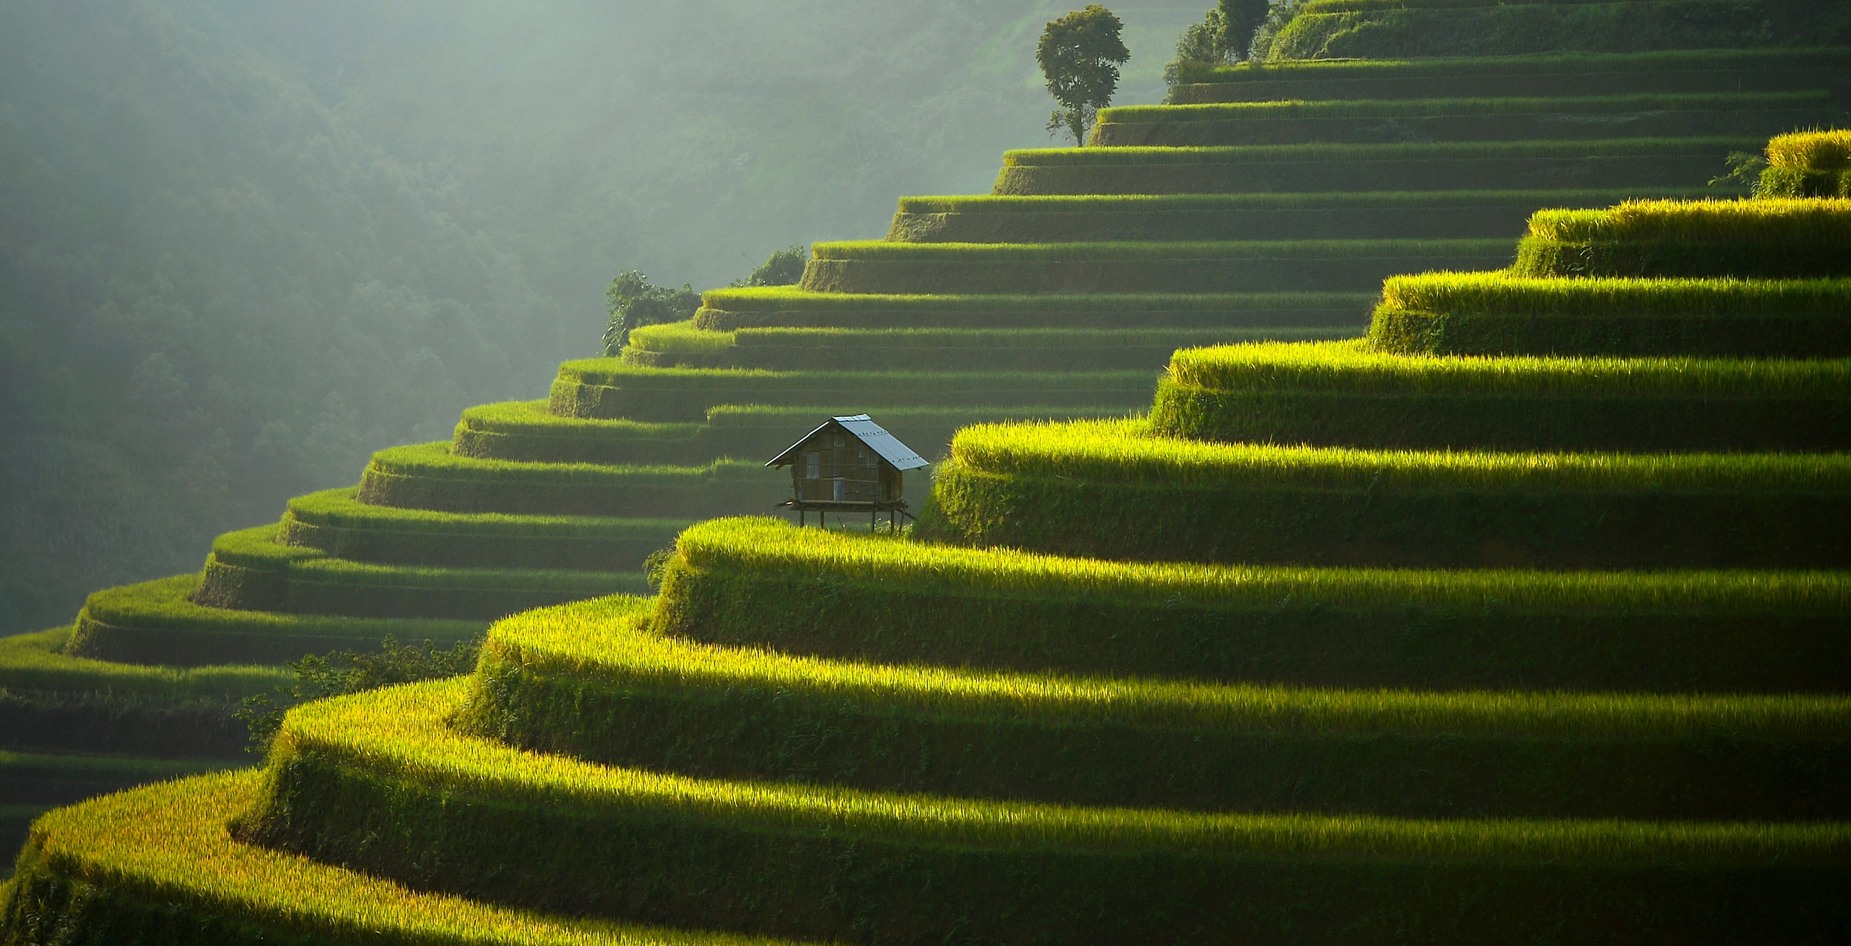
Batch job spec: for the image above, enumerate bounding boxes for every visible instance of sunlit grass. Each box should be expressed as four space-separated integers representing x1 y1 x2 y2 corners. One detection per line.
205 524 635 593
458 402 705 439
1526 198 1851 243
1181 47 1847 84
673 517 1850 617
1102 92 1824 124
260 679 1851 864
944 418 1851 490
1164 338 1851 396
894 190 1702 215
810 238 1511 260
701 285 1367 309
13 773 794 945
289 486 691 536
1766 129 1851 170
1002 137 1755 166
0 627 287 697
553 360 1157 393
1378 272 1851 316
483 589 1851 740
629 321 1350 355
365 442 763 486
74 575 484 645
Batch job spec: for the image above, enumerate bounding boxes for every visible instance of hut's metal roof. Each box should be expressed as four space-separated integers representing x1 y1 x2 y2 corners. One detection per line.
766 414 929 471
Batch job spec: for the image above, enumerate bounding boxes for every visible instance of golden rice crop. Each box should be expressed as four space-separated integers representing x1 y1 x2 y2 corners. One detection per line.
944 419 1851 491
1377 272 1851 316
17 772 791 945
277 678 1851 864
1767 130 1851 170
1526 198 1851 243
484 590 1851 741
1165 338 1851 396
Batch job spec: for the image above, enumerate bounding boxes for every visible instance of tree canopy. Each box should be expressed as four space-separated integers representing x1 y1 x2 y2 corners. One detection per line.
1038 5 1131 146
1165 0 1271 86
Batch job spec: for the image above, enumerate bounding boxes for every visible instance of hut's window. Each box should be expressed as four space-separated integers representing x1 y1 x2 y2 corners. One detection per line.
805 451 819 479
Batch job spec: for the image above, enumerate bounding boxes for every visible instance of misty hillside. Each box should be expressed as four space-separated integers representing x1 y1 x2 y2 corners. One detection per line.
0 0 1197 636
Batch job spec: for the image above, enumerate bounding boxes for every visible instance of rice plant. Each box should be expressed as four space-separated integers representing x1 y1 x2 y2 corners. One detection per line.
1525 198 1851 243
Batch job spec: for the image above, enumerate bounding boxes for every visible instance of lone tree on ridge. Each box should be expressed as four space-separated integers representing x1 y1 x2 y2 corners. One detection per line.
1038 5 1130 146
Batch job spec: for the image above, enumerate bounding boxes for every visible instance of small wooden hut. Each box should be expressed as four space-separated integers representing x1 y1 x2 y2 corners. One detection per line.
766 414 928 529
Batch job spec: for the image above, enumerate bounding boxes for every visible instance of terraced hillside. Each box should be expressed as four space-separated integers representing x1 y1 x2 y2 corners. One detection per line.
4 14 1849 891
9 175 1851 940
1264 0 1851 59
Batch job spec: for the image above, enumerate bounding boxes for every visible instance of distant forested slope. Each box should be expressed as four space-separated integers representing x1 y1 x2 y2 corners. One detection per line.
0 0 1197 635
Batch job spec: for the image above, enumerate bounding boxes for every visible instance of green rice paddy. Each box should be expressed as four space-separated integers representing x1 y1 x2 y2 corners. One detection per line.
10 33 1849 946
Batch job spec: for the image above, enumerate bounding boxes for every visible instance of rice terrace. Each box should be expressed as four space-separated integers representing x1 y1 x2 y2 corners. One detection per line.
4 0 1851 942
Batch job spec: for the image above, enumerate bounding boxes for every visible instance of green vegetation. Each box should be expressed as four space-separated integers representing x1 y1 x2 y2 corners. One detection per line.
1108 92 1826 124
1096 91 1831 146
1370 273 1851 357
1257 1 1851 61
731 245 811 289
193 524 646 618
14 19 1851 946
1768 129 1851 170
1175 46 1851 90
357 443 785 517
896 190 1712 215
918 419 1851 569
1163 4 1231 87
63 575 483 667
810 238 1509 259
0 749 235 794
3 774 785 945
889 189 1717 242
1299 0 1821 12
450 400 1117 472
3 0 1105 639
237 635 484 751
696 287 1373 329
549 361 1159 421
602 271 703 356
654 518 1851 693
802 238 1515 294
1509 199 1851 279
283 486 688 571
626 321 1356 371
0 628 286 699
233 680 1851 946
0 628 284 757
1526 199 1851 243
1037 5 1130 145
1002 137 1756 166
1148 339 1851 451
1762 129 1851 198
993 137 1756 195
1162 0 1270 86
0 750 242 879
465 593 1851 818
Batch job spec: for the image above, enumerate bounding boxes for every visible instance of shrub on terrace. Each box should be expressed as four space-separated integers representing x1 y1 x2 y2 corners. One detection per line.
601 271 701 356
235 636 481 752
1163 1 1270 88
730 244 810 288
